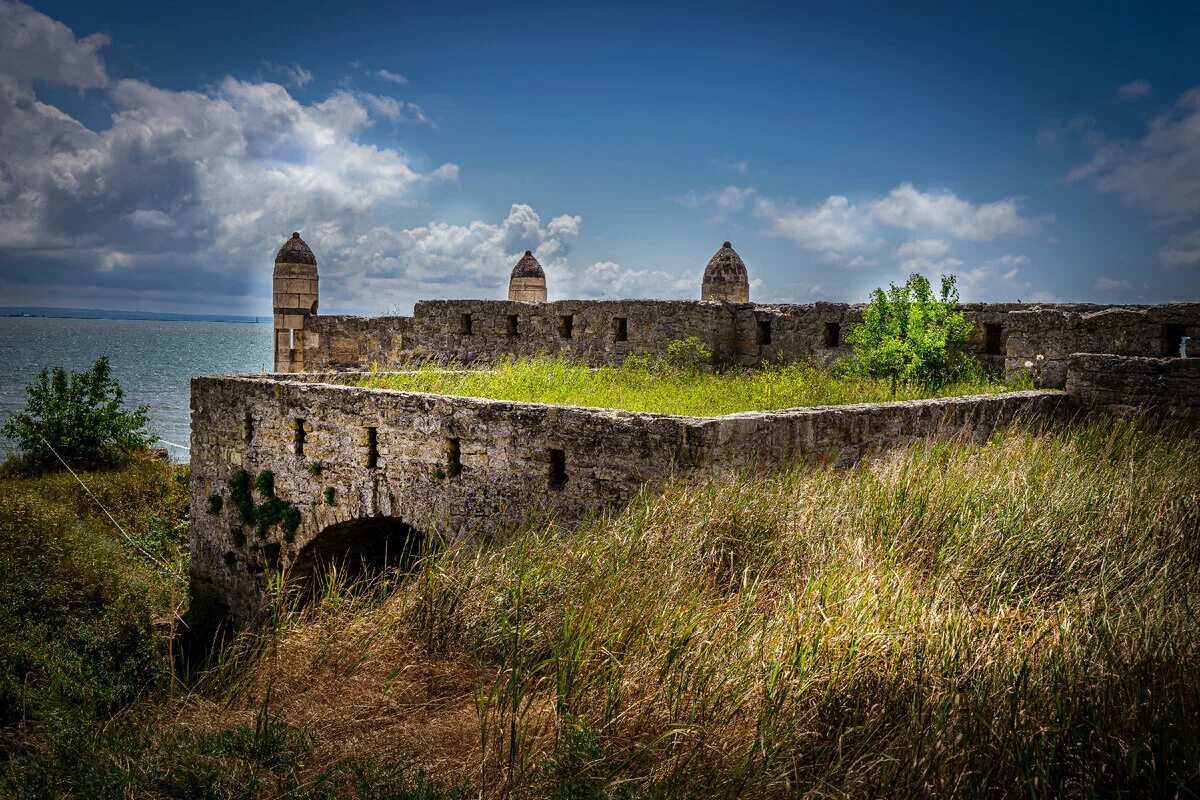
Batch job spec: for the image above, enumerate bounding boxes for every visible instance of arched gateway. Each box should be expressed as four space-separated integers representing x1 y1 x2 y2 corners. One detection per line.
288 516 424 588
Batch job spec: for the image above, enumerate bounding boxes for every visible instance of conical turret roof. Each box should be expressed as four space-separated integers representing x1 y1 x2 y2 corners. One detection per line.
511 250 544 279
703 241 747 284
275 232 317 265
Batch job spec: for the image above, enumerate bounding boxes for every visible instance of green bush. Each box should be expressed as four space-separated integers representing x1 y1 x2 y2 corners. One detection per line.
841 273 976 393
663 336 713 371
0 459 184 732
1 356 152 472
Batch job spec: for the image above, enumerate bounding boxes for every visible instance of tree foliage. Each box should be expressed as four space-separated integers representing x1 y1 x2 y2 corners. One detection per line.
841 273 976 393
2 356 152 471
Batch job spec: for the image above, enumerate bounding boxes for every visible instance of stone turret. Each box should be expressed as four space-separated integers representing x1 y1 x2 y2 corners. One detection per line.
701 241 749 303
273 232 319 373
508 250 547 302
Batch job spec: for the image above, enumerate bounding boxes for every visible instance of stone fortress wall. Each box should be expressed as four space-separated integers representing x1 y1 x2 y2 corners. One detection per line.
189 373 1064 628
189 233 1200 632
276 238 1200 385
305 299 1200 385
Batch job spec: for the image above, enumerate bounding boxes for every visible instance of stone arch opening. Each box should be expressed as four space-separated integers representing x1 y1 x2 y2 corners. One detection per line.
288 516 423 591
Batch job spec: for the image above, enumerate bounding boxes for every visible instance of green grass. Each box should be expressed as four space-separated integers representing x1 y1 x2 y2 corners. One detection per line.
0 455 467 799
0 456 187 733
357 356 1028 416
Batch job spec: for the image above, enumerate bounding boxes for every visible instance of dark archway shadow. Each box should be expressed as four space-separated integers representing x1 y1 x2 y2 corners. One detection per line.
287 516 424 595
180 517 424 668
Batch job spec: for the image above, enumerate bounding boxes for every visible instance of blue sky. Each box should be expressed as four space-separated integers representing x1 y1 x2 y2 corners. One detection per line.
1 0 1199 315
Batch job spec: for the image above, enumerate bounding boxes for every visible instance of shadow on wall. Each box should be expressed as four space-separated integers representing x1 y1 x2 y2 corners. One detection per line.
287 516 423 593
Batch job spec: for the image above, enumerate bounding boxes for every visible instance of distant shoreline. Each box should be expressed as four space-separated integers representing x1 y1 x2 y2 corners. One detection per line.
1 307 270 324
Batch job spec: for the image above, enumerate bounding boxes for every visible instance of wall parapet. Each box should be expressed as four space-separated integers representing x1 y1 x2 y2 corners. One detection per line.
1066 353 1200 419
189 374 1062 630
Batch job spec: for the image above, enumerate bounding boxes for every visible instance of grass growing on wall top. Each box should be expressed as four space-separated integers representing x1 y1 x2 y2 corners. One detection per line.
358 355 1027 416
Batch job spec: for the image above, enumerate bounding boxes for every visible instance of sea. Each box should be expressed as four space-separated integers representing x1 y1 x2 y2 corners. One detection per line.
0 317 274 462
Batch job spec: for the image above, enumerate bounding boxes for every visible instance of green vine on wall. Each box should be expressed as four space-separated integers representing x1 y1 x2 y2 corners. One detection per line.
225 468 302 549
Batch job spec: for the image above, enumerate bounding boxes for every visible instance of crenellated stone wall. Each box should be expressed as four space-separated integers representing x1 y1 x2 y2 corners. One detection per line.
298 299 1200 383
303 315 412 370
189 373 1062 629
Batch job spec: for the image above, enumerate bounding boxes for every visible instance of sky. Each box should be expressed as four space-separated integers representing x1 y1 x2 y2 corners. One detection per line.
1 0 1199 316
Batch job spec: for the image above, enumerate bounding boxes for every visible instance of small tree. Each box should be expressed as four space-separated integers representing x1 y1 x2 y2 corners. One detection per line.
842 273 975 394
2 356 151 471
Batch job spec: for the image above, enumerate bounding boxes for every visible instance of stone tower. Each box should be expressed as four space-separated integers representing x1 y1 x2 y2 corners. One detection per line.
701 241 750 303
273 232 319 373
508 250 547 302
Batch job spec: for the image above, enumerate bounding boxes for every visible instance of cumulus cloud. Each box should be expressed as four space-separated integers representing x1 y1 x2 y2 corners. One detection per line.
1115 79 1152 102
319 203 579 307
755 195 870 252
745 184 1036 263
323 204 693 308
0 0 107 88
567 261 697 300
0 1 464 311
869 183 1037 240
955 255 1034 300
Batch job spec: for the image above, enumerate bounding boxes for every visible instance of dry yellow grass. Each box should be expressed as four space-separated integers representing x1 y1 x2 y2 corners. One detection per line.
196 414 1200 798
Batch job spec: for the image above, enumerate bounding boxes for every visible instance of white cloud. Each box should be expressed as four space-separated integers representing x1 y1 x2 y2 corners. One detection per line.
678 185 756 221
567 261 696 300
355 91 429 124
326 203 591 310
0 0 108 89
373 69 408 85
1065 87 1200 224
429 163 460 182
954 255 1034 300
0 3 464 311
1115 80 1152 102
689 182 1037 266
0 11 453 249
547 214 582 237
264 61 313 88
1094 276 1133 291
895 239 951 259
869 183 1037 240
755 195 869 253
128 209 173 229
1159 228 1200 268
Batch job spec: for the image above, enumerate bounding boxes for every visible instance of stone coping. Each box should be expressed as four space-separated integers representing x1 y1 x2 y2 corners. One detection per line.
196 371 1061 423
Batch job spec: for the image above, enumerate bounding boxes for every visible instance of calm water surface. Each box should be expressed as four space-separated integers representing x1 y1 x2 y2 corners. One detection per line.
0 317 273 461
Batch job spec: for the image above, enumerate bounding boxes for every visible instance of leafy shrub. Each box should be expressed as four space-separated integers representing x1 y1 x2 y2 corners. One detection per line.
841 273 976 393
664 336 713 370
1 356 152 472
